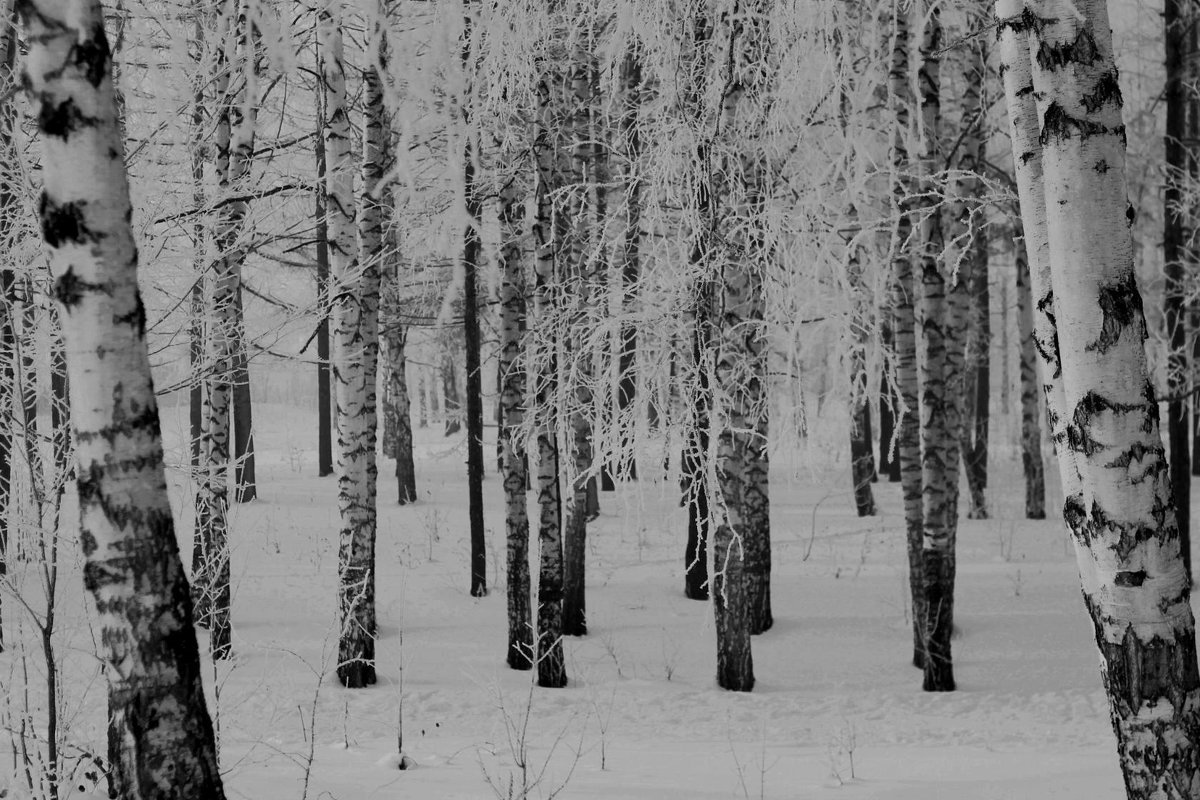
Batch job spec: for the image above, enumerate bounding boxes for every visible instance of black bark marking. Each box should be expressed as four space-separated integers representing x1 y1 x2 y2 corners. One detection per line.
40 195 100 249
1036 28 1100 70
37 96 100 140
1088 272 1143 354
1114 570 1147 587
1106 443 1168 484
1096 159 1109 173
995 7 1050 39
1067 391 1151 457
1034 290 1062 378
73 28 112 87
1063 492 1087 534
54 268 87 308
1081 70 1122 113
113 294 146 335
1087 499 1158 561
1040 101 1126 146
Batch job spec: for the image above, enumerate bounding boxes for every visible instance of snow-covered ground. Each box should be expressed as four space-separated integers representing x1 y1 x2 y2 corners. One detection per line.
2 401 1129 798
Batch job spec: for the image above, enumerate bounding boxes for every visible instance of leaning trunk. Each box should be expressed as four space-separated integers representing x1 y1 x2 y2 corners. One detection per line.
19 0 227 794
1003 0 1200 792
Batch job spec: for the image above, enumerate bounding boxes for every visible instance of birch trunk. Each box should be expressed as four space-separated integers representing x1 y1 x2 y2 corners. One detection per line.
499 142 533 670
889 0 925 669
712 0 770 683
1002 0 1200 792
682 8 712 604
18 0 226 794
533 39 566 688
949 13 989 521
195 0 248 660
326 8 380 688
602 50 643 490
915 3 962 692
563 50 595 637
381 305 416 505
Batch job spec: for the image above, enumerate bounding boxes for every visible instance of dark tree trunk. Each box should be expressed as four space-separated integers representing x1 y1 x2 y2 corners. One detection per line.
713 522 753 692
464 149 486 599
462 12 486 598
314 65 333 479
1165 0 1196 581
442 348 462 436
1015 242 1045 519
602 50 643 491
232 287 256 502
0 13 16 652
850 400 876 516
962 238 989 521
393 339 417 505
878 329 900 483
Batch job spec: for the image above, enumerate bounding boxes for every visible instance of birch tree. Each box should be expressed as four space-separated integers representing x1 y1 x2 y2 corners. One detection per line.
889 0 926 670
18 0 225 794
499 136 533 670
1000 0 1200 791
326 3 381 688
532 11 567 688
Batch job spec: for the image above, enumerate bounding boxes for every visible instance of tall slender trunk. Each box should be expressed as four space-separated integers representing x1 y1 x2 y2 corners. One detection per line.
188 4 206 476
682 8 713 604
0 1 17 652
711 0 770 689
563 46 597 637
890 0 925 669
19 0 226 794
327 6 379 689
462 11 487 598
1014 235 1045 519
195 0 247 660
878 324 900 482
951 16 989 522
1164 0 1196 581
381 303 416 504
1002 0 1200 791
916 1 959 693
232 285 256 502
499 133 533 670
603 49 643 491
314 47 333 478
532 32 566 688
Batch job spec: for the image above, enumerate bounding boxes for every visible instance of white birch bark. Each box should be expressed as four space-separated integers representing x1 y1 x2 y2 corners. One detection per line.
18 0 225 795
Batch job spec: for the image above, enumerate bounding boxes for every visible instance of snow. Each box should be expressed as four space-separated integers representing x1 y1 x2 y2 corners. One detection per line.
1 401 1130 799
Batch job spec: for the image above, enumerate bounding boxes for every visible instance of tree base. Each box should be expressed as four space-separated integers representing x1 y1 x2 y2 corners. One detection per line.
338 662 378 689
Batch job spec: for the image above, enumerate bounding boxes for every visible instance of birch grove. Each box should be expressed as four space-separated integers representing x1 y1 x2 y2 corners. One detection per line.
5 0 1200 795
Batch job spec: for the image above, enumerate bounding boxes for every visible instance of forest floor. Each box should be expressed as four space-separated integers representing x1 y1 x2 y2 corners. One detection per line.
2 401 1128 799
